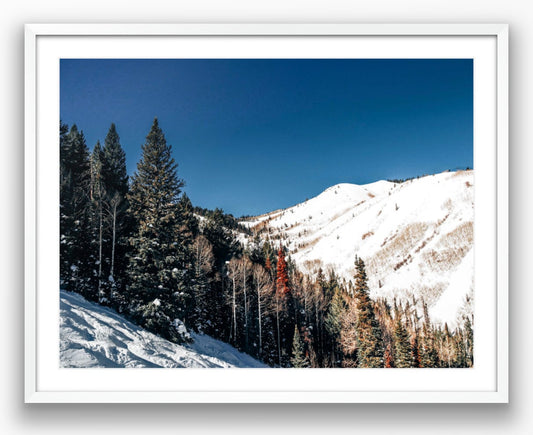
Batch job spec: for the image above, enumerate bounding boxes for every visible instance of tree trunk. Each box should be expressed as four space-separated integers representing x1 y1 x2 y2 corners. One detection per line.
257 292 262 359
232 275 237 345
110 202 117 282
97 200 103 302
276 294 281 367
243 262 248 352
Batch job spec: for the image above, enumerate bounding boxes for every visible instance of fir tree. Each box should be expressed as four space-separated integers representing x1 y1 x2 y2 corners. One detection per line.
102 123 128 197
127 118 191 342
353 257 384 368
290 325 310 368
274 245 291 366
393 313 413 368
90 141 105 302
420 302 439 367
100 123 130 306
464 315 474 367
60 124 94 299
325 286 346 366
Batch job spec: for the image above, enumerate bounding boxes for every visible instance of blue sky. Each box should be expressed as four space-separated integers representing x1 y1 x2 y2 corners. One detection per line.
60 59 473 217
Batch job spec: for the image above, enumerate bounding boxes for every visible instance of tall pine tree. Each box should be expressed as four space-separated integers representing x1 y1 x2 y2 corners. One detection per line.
353 256 384 368
127 118 191 343
101 123 130 306
60 124 94 299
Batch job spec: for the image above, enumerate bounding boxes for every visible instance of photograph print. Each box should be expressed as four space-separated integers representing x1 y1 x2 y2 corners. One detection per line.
59 59 474 369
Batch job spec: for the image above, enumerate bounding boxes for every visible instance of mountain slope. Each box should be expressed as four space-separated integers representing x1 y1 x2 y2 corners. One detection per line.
60 290 267 368
242 170 474 327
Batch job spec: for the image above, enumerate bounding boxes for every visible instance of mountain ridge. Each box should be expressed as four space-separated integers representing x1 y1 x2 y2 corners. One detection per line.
241 170 474 328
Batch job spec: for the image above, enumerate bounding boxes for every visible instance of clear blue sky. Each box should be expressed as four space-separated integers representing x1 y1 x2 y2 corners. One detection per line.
60 59 473 217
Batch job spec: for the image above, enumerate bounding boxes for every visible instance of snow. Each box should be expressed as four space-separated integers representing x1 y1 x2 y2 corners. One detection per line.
242 170 474 327
60 290 267 368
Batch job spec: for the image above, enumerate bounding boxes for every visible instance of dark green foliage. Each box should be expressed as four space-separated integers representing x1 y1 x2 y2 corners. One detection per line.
393 313 412 368
60 123 95 299
101 124 131 307
126 118 191 342
324 286 346 366
353 257 384 368
419 303 439 367
102 123 128 196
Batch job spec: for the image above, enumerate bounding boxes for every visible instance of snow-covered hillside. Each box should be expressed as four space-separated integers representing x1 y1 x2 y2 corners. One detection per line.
242 170 474 327
60 290 267 368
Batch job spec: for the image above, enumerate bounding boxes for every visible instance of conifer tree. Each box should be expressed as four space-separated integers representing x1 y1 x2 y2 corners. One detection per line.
393 313 412 368
290 325 310 368
420 302 439 367
274 245 290 366
60 124 94 298
96 123 130 306
90 141 105 302
464 315 474 367
353 256 384 367
325 286 346 366
127 118 191 342
411 329 421 368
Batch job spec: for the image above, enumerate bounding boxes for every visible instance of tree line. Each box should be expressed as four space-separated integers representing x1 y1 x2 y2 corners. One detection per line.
60 117 473 368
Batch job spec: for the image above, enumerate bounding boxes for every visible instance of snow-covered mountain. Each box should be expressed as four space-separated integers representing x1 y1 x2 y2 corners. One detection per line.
242 170 474 327
60 290 267 368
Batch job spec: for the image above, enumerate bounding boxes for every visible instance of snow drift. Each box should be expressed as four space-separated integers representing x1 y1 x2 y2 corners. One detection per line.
60 289 267 368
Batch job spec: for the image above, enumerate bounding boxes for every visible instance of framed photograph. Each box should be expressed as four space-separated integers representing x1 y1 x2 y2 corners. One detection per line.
25 23 508 403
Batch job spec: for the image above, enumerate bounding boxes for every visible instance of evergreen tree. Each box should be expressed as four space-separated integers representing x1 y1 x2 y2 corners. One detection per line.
102 123 128 197
411 329 421 368
127 118 191 343
353 257 384 367
325 286 346 366
60 124 94 298
274 245 291 366
290 325 310 367
90 141 105 302
393 313 412 368
420 302 439 367
464 315 474 367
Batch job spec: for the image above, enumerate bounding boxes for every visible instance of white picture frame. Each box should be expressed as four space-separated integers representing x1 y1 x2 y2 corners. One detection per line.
24 23 508 403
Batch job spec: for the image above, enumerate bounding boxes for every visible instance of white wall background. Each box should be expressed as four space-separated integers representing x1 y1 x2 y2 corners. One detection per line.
1 1 530 433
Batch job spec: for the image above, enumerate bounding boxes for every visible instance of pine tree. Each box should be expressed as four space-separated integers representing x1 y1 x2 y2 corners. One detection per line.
127 118 191 343
464 315 474 367
353 257 384 367
411 329 421 368
420 302 439 367
290 325 310 368
102 123 128 197
90 141 105 302
60 124 94 299
325 286 346 366
393 313 412 368
89 123 131 307
274 245 291 366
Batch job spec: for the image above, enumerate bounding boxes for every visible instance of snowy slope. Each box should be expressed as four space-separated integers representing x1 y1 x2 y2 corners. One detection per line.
60 290 267 368
242 170 474 327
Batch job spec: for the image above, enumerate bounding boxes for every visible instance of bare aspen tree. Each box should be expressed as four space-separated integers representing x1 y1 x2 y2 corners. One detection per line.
252 264 273 358
226 258 241 345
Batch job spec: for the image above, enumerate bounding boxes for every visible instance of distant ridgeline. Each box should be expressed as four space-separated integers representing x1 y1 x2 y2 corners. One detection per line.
59 118 473 368
387 167 472 184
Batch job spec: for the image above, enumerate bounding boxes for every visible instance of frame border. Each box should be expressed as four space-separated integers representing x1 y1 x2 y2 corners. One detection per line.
24 23 509 403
